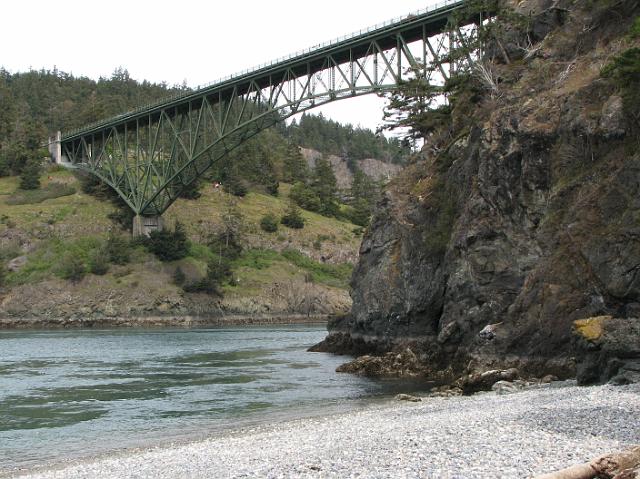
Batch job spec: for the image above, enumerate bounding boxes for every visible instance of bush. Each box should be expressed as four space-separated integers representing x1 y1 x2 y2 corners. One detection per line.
145 222 190 262
179 179 202 200
0 262 7 287
184 257 231 295
88 250 109 275
281 202 305 229
289 181 321 212
260 213 279 233
172 266 186 286
224 176 248 197
58 252 86 283
105 232 131 265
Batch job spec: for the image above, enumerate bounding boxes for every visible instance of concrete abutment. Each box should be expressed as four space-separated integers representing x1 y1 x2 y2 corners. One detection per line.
132 215 164 238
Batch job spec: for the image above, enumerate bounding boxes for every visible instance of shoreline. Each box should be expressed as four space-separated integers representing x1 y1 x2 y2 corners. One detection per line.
0 313 330 330
9 382 640 479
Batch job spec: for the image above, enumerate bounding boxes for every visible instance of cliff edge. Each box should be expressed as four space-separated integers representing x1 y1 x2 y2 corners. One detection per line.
313 0 640 382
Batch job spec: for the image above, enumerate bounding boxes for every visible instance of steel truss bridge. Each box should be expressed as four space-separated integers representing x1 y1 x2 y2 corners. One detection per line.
55 0 480 232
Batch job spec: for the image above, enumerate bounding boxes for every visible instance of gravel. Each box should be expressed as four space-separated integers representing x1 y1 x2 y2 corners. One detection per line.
14 381 640 479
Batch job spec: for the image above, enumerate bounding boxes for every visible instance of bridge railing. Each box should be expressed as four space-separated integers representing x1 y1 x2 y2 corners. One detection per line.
64 0 460 139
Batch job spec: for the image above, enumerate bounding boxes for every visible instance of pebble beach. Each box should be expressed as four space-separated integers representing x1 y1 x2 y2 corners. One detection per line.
13 382 640 479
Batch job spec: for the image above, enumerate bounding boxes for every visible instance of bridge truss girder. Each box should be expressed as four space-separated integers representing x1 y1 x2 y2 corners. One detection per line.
62 17 478 216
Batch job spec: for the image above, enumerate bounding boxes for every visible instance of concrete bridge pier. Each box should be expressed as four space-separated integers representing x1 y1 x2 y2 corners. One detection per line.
132 215 164 238
48 131 63 164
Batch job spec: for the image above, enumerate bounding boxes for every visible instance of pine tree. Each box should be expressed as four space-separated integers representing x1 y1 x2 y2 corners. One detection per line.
19 158 41 190
282 143 308 183
348 169 380 226
311 156 339 217
281 200 305 229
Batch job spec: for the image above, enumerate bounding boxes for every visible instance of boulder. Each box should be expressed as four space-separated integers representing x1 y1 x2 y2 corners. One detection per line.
457 368 520 395
7 255 27 272
335 348 430 378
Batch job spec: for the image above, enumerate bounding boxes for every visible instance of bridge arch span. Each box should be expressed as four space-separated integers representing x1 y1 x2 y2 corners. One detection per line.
57 0 482 230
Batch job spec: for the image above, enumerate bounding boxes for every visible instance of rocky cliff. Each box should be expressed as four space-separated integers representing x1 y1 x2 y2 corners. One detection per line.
300 148 403 191
314 0 640 381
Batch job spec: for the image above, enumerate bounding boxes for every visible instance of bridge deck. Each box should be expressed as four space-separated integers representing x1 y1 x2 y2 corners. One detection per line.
62 0 465 142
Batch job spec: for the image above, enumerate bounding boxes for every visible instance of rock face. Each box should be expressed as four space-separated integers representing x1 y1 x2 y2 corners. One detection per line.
574 316 640 385
300 148 402 191
314 0 640 381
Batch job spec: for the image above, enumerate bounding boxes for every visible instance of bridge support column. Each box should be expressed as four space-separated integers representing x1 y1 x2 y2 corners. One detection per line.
132 215 164 238
49 131 62 164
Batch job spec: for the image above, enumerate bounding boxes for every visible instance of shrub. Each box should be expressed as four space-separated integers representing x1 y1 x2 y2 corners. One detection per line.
105 232 131 265
259 213 279 233
145 222 190 262
184 257 231 295
179 179 202 200
289 181 321 212
88 250 109 275
224 176 248 197
281 201 305 229
172 266 186 286
0 262 7 287
58 252 86 283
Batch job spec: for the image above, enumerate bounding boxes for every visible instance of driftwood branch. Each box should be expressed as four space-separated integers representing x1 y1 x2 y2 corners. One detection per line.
534 446 640 479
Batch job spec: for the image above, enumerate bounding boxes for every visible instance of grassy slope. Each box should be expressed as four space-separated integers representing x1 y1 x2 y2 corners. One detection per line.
0 170 360 317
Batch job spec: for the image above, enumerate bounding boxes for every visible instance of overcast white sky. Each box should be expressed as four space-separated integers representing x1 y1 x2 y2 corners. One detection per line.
2 0 440 131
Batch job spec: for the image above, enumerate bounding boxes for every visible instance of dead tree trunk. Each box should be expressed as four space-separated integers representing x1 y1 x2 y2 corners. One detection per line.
534 446 640 479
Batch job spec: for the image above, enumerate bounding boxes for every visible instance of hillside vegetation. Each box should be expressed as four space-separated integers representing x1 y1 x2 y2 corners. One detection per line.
0 65 414 323
0 168 360 322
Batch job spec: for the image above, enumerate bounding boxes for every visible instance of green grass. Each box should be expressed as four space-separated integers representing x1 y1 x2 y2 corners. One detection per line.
280 249 353 288
231 248 353 288
9 236 103 285
188 243 216 263
5 183 76 205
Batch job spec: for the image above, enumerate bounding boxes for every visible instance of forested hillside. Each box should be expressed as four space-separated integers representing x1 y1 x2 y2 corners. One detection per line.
0 66 411 323
0 68 409 181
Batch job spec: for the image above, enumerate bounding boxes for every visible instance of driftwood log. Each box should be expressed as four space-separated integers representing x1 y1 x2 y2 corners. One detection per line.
534 446 640 479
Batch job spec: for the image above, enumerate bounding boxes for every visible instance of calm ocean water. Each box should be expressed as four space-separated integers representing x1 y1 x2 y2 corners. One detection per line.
0 324 430 473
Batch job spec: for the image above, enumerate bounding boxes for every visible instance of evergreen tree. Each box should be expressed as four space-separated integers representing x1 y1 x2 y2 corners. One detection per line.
282 144 308 183
348 169 380 226
281 200 305 229
260 213 279 233
146 221 190 262
178 178 203 200
19 158 41 190
209 197 244 261
311 157 339 217
289 181 321 213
